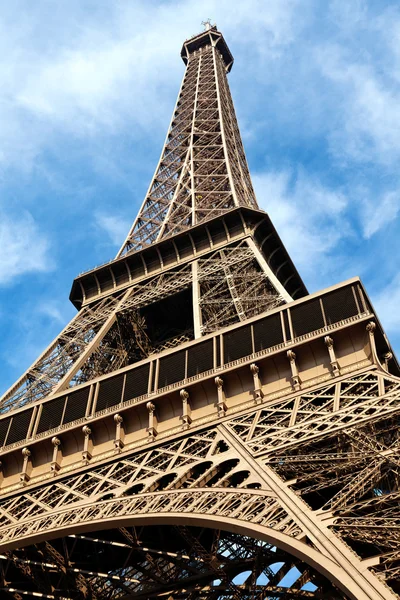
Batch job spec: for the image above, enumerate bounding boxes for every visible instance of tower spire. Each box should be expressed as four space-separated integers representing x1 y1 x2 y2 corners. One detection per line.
201 18 214 31
118 27 257 256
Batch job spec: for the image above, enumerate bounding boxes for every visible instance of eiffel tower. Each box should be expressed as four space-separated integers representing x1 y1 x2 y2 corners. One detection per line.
0 23 399 600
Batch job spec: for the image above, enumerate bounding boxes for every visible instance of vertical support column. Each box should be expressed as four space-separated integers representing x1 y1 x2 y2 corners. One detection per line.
192 260 203 338
383 352 393 371
146 402 158 441
287 350 301 391
215 376 227 417
366 321 377 362
180 389 192 429
324 336 340 375
20 447 32 483
82 426 93 464
212 44 240 208
51 437 62 473
190 53 202 225
114 414 125 452
250 363 264 404
333 382 341 412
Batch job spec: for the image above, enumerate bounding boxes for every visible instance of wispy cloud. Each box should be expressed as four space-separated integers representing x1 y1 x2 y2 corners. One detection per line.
253 169 349 285
0 0 300 170
0 210 52 285
360 190 400 239
38 302 68 325
374 273 400 334
95 212 131 247
317 44 400 165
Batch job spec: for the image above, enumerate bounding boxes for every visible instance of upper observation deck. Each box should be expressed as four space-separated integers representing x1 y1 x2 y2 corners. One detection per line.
181 25 234 72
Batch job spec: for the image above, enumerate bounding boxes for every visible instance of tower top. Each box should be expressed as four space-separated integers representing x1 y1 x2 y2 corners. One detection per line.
201 19 214 31
181 26 234 72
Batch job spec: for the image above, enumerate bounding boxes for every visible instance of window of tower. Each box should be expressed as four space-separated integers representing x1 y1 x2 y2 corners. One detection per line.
139 287 194 353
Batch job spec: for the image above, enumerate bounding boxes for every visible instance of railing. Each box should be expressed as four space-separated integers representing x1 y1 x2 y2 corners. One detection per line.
0 280 369 453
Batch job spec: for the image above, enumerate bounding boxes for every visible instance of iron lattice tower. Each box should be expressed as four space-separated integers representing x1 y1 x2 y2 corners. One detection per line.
0 25 399 600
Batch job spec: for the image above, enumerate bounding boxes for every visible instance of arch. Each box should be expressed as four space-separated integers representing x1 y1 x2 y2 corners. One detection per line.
0 489 387 600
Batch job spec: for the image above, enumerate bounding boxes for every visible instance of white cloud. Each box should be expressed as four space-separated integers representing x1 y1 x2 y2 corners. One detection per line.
38 302 67 325
361 190 400 238
95 212 131 247
316 34 400 165
0 3 399 315
328 0 367 26
374 273 400 333
253 169 348 284
0 0 300 169
0 211 52 285
1 0 399 176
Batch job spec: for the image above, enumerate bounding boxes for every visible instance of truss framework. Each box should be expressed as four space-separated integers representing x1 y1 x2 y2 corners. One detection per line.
1 24 399 600
0 370 398 598
118 34 257 255
0 528 346 600
0 239 283 413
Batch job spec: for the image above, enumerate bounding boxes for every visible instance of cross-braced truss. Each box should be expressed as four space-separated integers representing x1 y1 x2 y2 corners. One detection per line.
0 371 400 598
1 24 399 600
198 242 283 334
0 239 283 412
0 527 346 600
0 427 348 598
118 31 257 255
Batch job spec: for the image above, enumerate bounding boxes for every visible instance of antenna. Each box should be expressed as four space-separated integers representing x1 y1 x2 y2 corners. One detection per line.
201 18 214 31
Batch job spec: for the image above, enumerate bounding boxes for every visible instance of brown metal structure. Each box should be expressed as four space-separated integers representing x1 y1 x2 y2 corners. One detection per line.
0 24 399 600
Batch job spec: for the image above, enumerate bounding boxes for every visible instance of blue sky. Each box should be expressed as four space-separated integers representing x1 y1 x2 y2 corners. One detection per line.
1 0 400 396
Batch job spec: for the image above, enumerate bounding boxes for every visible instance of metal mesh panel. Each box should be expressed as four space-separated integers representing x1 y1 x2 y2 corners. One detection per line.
355 284 367 313
158 350 186 388
7 409 33 445
84 275 98 299
143 249 161 273
215 337 221 367
282 310 291 341
113 263 130 287
175 237 193 259
97 270 113 293
63 388 90 425
225 213 244 237
37 396 66 434
123 364 150 402
127 256 145 279
191 230 210 252
253 314 284 352
223 326 252 363
291 299 325 338
187 340 214 378
0 417 10 447
207 222 227 245
322 286 358 325
96 375 124 412
161 242 177 266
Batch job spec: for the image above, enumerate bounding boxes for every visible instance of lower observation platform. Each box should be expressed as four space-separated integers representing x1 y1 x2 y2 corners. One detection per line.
69 208 308 309
0 277 397 493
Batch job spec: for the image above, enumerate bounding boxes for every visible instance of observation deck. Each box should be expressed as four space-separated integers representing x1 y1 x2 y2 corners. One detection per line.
181 26 234 72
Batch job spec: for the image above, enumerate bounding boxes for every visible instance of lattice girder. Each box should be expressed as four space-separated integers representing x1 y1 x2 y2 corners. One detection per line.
0 236 285 411
1 364 400 597
1 24 400 600
118 30 258 255
1 528 348 599
0 415 394 599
